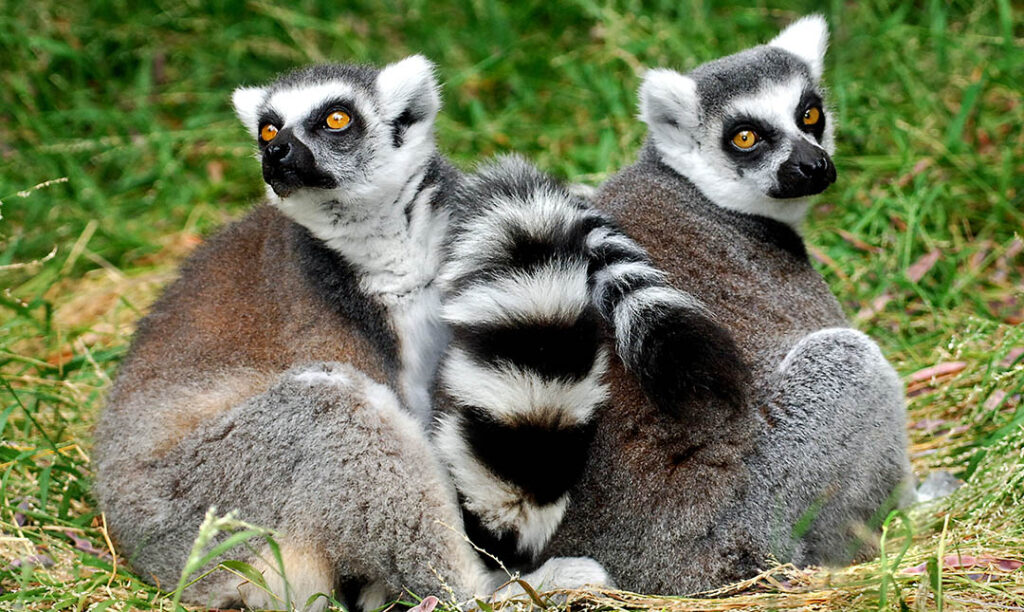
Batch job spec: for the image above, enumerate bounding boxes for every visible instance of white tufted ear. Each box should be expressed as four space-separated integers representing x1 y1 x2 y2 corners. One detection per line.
638 68 701 152
375 54 441 127
232 86 267 136
769 14 829 80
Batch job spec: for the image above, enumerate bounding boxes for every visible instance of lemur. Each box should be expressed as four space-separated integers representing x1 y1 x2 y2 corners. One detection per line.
93 56 746 608
537 16 914 593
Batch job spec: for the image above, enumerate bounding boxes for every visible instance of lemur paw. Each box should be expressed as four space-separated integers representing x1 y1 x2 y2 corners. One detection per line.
634 308 750 418
526 556 614 590
491 556 614 601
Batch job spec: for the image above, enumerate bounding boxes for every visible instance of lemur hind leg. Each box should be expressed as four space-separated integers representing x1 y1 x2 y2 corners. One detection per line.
740 328 914 566
96 362 489 611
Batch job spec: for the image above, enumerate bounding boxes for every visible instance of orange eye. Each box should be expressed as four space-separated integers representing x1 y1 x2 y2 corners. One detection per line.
325 111 351 131
731 130 758 150
260 124 279 142
803 106 821 126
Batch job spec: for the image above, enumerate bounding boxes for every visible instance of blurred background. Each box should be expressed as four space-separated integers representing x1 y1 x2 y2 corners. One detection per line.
0 1 1021 609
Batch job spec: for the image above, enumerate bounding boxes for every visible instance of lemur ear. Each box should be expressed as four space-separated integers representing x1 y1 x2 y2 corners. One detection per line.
769 14 829 80
232 86 267 136
375 54 441 128
638 69 701 152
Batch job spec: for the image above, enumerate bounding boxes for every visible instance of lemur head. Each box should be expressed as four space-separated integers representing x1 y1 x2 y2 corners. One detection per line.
231 55 441 229
639 15 835 226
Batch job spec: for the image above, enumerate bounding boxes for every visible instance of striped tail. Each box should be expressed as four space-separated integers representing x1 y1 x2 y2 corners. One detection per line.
584 214 749 415
435 157 608 568
434 156 747 568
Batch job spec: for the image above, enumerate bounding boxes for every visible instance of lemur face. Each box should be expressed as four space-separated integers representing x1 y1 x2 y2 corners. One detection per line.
231 55 440 209
639 15 835 226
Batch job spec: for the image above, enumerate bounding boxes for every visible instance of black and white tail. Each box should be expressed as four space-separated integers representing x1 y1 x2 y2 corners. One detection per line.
585 212 749 415
434 157 607 568
434 156 748 569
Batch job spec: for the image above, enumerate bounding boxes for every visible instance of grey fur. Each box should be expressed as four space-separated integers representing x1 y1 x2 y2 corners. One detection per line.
544 19 912 593
96 362 485 608
93 206 494 609
690 46 811 107
270 63 379 94
95 59 615 608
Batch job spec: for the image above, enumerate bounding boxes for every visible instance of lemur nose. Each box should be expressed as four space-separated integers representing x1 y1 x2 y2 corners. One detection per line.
797 156 824 176
770 141 836 199
796 154 835 182
265 141 292 163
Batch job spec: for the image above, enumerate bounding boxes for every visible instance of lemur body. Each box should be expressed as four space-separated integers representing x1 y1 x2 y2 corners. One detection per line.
544 17 913 592
95 56 745 607
94 57 611 610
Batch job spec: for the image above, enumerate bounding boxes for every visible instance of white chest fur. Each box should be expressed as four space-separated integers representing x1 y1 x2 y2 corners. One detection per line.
278 168 452 426
384 286 450 426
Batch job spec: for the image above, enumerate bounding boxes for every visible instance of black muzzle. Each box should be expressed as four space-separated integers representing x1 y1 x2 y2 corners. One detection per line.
770 138 836 199
262 129 337 197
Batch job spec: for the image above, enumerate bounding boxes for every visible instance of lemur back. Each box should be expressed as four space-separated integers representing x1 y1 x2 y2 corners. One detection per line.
544 16 912 593
599 152 847 375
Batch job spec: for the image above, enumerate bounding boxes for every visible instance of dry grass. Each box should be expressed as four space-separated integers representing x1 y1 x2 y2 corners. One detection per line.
2 0 1022 609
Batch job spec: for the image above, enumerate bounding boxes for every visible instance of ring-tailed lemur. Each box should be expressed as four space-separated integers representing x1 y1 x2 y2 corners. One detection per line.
93 56 609 611
542 16 914 593
94 54 745 608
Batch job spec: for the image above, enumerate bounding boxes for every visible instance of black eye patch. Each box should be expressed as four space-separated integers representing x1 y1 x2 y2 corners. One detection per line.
721 116 778 165
304 98 360 133
256 110 284 146
795 90 826 141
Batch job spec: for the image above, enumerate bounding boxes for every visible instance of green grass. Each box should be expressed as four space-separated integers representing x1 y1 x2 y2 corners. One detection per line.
1 0 1021 609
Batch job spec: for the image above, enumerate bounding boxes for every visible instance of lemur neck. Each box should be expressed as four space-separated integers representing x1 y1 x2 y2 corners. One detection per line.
279 153 455 427
286 154 453 299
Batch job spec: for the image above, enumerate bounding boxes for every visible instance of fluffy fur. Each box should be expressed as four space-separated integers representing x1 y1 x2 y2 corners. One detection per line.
639 17 835 226
229 56 452 425
769 14 829 80
544 16 912 593
434 158 611 567
95 59 611 610
93 214 493 609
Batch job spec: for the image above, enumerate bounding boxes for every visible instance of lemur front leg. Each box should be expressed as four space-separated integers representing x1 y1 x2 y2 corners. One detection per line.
738 328 914 566
434 157 748 571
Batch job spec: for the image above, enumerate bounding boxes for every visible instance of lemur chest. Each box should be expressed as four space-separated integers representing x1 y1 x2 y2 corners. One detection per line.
332 201 450 426
381 288 449 426
295 176 452 425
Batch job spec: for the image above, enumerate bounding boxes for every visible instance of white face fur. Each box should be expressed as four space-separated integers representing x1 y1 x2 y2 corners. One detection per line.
230 55 442 237
639 15 836 227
